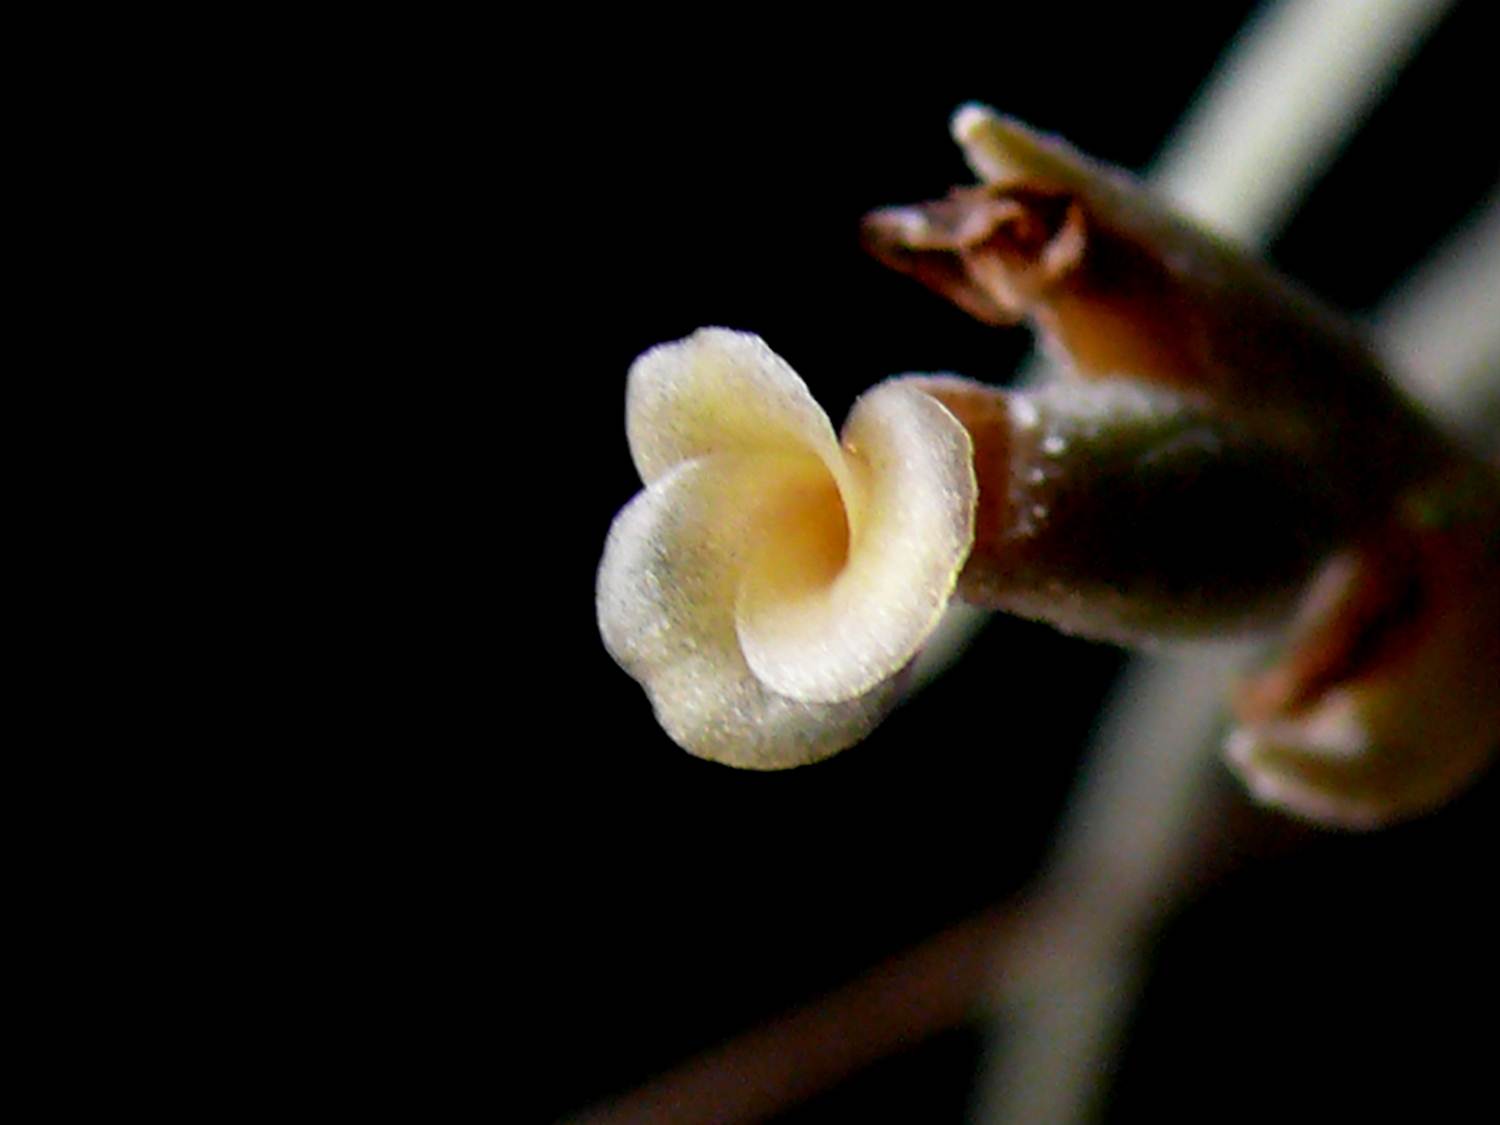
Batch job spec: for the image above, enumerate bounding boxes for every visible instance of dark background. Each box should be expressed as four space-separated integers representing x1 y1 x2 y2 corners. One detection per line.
501 5 1499 1120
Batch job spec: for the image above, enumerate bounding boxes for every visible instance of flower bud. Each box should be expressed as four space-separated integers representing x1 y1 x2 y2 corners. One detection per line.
863 107 1449 513
861 108 1461 647
1226 465 1500 828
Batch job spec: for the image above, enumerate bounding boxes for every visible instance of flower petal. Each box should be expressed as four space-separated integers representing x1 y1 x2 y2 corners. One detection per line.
597 453 899 769
625 328 858 511
736 382 976 703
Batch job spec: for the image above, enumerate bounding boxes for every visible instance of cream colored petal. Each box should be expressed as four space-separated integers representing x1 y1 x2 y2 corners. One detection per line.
597 453 899 769
736 382 977 703
625 328 858 512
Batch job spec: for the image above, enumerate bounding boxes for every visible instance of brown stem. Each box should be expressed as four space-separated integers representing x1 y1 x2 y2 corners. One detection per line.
569 787 1310 1125
568 903 1031 1125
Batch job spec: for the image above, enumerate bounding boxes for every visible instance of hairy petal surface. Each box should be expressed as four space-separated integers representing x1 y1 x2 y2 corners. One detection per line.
625 328 858 512
737 382 976 702
597 454 897 768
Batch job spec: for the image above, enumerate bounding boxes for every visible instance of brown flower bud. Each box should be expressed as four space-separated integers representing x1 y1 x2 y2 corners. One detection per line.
1226 464 1500 828
864 108 1448 507
866 108 1457 644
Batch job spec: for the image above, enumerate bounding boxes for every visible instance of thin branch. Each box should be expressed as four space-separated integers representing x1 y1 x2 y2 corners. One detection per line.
1377 191 1500 444
568 903 1033 1125
1153 0 1453 242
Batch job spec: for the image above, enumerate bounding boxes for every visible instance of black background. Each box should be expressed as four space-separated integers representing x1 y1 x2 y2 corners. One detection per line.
487 6 1500 1120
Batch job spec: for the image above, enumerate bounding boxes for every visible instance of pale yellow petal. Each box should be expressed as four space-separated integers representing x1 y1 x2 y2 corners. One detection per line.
625 328 857 511
596 454 897 769
736 382 976 703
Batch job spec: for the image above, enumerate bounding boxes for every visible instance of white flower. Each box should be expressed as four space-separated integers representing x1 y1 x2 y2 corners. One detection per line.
597 329 976 768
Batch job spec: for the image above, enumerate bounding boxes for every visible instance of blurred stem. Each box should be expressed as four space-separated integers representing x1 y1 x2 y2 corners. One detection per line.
1376 192 1500 446
569 904 1030 1125
1152 0 1453 241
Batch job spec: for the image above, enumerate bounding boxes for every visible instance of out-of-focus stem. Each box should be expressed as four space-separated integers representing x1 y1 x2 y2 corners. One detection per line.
568 902 1035 1125
1377 193 1500 446
1153 0 1453 241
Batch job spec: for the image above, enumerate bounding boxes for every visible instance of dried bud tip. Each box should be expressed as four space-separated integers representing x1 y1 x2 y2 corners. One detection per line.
949 104 1097 193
